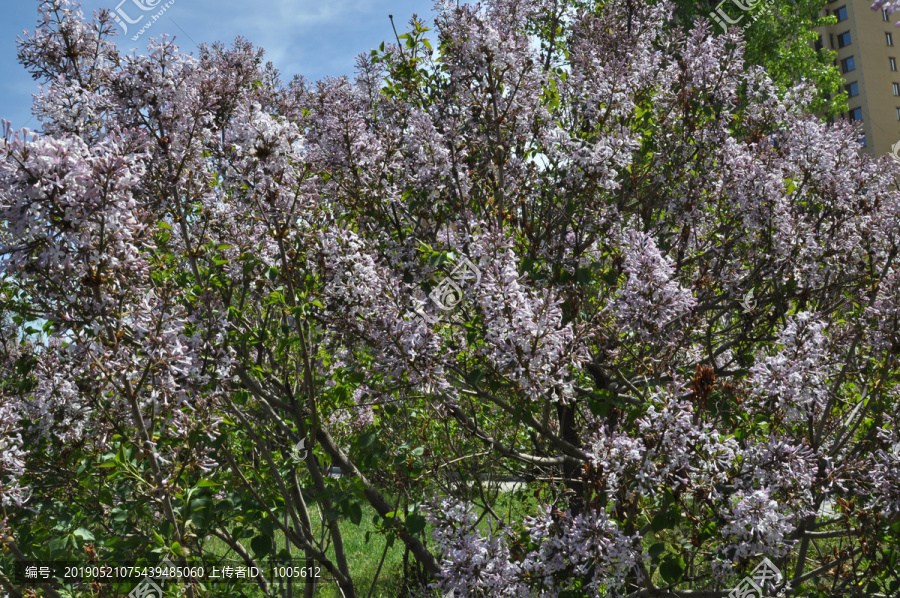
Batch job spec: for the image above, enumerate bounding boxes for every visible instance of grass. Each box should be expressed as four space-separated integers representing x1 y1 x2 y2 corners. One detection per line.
199 503 407 598
308 505 406 598
196 482 541 597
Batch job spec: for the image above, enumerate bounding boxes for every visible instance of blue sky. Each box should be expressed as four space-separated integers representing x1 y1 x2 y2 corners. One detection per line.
1 0 435 131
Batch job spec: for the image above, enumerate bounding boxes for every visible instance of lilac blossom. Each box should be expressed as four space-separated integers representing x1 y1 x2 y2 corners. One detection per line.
0 401 28 508
608 229 696 343
4 0 900 594
871 417 900 518
721 488 796 560
427 500 526 597
748 312 835 424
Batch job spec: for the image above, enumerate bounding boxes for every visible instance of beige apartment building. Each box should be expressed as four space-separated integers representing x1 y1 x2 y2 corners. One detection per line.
817 0 900 156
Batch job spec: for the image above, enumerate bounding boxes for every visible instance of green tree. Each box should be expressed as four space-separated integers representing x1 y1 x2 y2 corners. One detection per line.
670 0 847 116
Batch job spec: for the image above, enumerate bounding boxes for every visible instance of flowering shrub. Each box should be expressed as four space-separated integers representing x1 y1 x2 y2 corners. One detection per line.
2 0 900 596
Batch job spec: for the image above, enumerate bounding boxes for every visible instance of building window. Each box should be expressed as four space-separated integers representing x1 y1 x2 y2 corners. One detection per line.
835 6 848 21
859 135 867 147
896 107 900 120
842 56 856 73
837 32 852 48
884 8 891 21
892 57 898 71
846 82 859 97
849 107 863 121
894 82 900 95
889 32 895 46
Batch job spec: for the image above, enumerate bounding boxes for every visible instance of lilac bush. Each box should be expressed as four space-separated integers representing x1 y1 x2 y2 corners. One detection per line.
2 0 900 596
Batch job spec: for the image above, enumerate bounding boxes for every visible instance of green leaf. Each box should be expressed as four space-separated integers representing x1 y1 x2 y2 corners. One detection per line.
659 556 684 583
73 528 95 542
784 179 796 195
171 541 184 557
348 503 362 526
650 511 669 532
250 534 274 557
405 514 426 535
190 497 213 511
358 432 377 449
648 543 666 562
258 517 275 539
602 269 620 285
588 398 609 417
